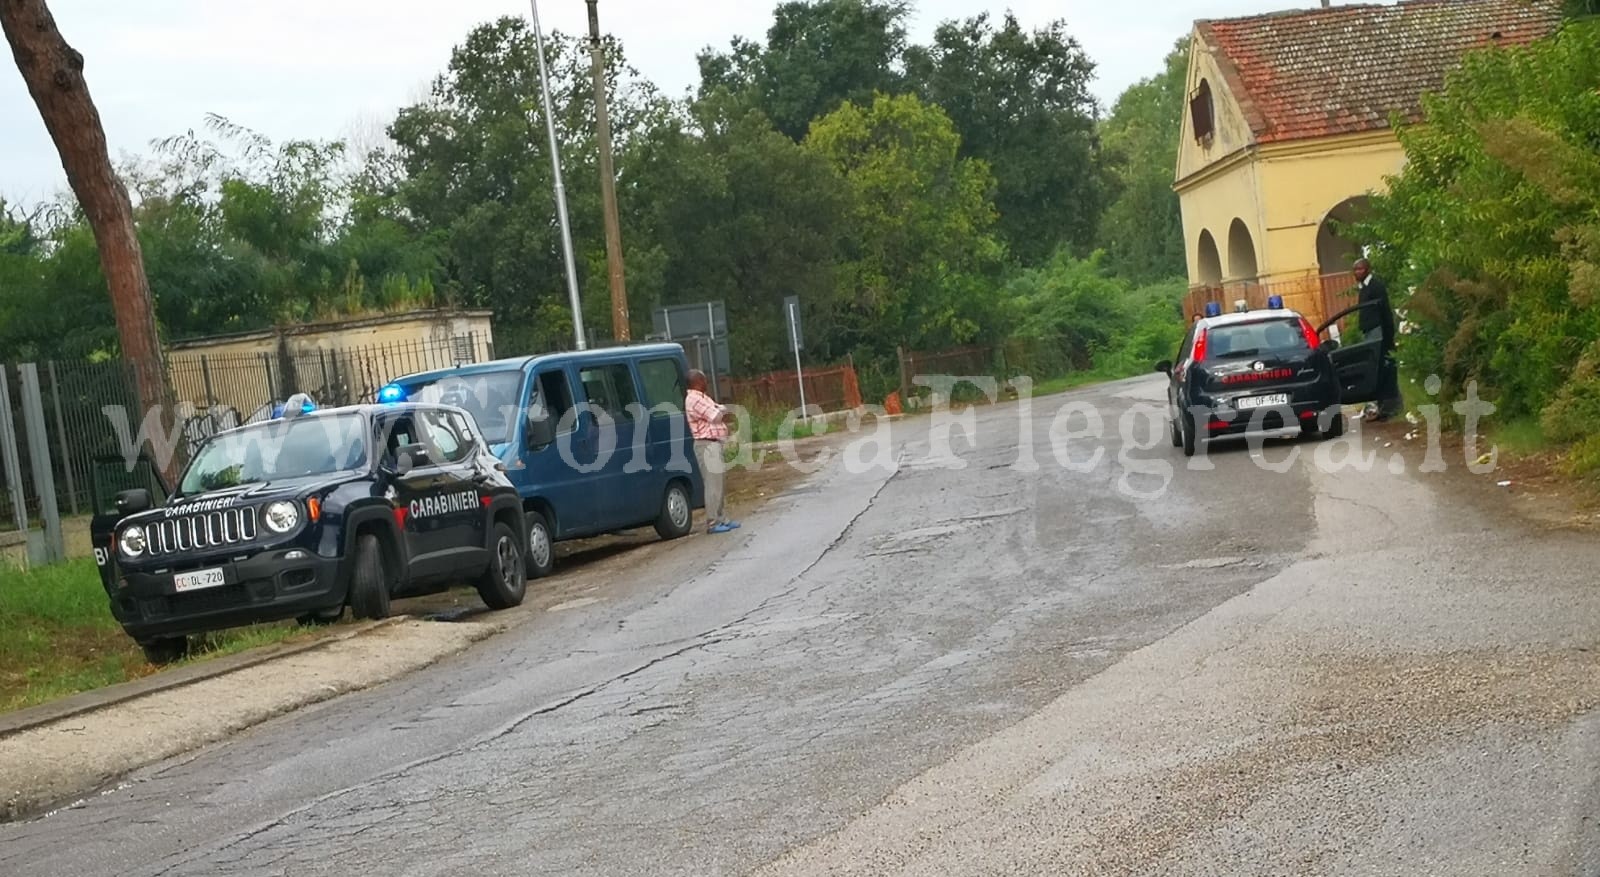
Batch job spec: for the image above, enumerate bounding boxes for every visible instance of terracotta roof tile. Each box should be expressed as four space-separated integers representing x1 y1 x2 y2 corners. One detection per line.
1197 0 1564 144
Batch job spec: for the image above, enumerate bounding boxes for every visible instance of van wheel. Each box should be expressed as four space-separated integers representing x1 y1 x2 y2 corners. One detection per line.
525 510 555 579
347 533 391 620
655 481 693 541
477 521 526 610
139 636 188 665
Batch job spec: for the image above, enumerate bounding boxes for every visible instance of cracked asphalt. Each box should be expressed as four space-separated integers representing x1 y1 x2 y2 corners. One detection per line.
6 375 1600 875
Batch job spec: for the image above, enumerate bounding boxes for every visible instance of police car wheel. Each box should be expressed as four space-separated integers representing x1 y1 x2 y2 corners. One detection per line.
1169 417 1183 448
654 481 692 541
1182 412 1198 458
478 521 527 610
139 636 188 666
525 511 555 579
348 533 391 620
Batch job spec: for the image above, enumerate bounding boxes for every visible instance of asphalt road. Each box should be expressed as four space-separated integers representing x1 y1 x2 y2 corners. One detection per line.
5 376 1600 875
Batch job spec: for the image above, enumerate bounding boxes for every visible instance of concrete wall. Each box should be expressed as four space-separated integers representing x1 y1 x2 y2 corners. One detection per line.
163 310 495 418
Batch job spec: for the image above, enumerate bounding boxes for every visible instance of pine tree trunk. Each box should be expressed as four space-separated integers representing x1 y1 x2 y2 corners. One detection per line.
1 0 179 484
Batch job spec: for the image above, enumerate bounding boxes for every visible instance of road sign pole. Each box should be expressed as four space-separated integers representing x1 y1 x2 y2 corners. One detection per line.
788 301 806 422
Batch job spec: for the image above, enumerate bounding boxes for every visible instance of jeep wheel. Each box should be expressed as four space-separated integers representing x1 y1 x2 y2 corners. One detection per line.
139 636 189 666
525 509 555 579
654 481 693 541
478 521 527 610
348 533 391 620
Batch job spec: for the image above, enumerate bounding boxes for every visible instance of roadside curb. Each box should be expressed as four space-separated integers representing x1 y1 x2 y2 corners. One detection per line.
0 617 409 740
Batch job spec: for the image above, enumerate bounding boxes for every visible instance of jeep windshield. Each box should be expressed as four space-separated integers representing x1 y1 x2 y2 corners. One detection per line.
178 414 369 496
401 371 524 444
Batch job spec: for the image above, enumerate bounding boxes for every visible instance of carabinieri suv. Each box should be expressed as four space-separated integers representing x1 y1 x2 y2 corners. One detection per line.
93 398 526 664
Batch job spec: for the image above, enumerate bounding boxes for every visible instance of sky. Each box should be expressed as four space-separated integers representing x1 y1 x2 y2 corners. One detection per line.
0 0 1328 206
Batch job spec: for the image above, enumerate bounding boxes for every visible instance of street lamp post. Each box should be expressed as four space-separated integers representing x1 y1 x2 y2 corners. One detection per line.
527 0 587 351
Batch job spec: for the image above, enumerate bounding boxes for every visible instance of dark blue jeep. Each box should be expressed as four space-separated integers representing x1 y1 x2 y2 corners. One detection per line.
92 400 526 664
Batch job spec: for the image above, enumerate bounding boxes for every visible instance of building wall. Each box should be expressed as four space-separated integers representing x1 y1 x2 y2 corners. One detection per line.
163 310 495 419
1175 26 1411 324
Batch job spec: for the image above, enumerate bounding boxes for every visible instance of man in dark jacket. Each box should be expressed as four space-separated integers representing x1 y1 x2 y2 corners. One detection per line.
1354 258 1402 420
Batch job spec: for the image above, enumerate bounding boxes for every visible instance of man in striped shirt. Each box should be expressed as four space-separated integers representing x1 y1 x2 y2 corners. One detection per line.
687 370 739 534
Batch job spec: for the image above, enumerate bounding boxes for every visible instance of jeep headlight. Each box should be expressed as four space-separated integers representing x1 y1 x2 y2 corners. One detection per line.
118 525 147 557
262 501 300 534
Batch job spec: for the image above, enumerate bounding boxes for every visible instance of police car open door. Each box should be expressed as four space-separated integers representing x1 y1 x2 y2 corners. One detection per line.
1317 303 1383 405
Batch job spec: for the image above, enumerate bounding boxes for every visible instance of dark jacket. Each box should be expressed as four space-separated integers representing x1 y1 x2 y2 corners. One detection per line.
1358 274 1398 351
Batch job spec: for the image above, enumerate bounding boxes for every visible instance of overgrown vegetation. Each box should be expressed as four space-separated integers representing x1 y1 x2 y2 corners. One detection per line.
1359 18 1600 471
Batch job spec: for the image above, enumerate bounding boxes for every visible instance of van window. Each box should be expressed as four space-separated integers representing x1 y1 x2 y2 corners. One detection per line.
536 370 576 434
579 365 640 422
402 370 523 444
638 358 684 415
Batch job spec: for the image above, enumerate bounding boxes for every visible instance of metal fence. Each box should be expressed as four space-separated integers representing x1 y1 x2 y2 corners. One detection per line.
723 361 863 414
1183 273 1358 327
1 335 488 530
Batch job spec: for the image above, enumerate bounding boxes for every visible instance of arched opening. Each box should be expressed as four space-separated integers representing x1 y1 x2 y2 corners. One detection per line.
1227 218 1258 283
1317 196 1372 276
1197 230 1222 285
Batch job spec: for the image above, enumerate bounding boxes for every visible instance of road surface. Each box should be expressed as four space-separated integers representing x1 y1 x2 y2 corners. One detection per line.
5 376 1600 876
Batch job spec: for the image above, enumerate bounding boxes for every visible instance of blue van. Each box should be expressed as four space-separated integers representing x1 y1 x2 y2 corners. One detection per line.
383 344 704 578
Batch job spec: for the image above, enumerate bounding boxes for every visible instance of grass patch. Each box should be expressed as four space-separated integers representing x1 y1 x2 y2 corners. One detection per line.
736 407 817 445
0 558 320 714
1488 418 1549 458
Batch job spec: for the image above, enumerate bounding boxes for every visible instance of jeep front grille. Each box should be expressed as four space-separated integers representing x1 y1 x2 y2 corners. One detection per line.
148 507 259 555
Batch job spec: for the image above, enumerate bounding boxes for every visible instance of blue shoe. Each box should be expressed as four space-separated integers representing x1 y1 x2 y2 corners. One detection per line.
724 521 741 530
708 523 735 534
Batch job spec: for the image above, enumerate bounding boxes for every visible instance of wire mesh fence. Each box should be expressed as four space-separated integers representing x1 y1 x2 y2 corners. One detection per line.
0 335 489 528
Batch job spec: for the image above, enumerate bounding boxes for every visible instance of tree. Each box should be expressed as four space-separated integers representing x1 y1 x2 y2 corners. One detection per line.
805 93 1004 354
1096 38 1189 281
1358 21 1600 434
627 98 850 371
698 0 910 140
381 17 668 353
2 0 174 476
904 13 1106 264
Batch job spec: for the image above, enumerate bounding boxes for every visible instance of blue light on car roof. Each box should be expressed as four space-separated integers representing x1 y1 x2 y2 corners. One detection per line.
1268 294 1285 309
378 384 407 404
1204 302 1223 318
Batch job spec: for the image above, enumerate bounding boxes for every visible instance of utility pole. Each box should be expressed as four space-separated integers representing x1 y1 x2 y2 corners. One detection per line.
528 0 587 350
587 0 630 342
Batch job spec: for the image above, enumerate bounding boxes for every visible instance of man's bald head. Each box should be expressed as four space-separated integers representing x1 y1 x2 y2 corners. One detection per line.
687 369 708 392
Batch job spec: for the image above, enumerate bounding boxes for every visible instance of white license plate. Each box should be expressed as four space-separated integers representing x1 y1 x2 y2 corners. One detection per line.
1234 393 1290 411
174 567 226 593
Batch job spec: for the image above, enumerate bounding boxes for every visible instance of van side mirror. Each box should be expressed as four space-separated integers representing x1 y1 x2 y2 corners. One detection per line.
525 412 556 450
115 488 153 517
1155 360 1173 375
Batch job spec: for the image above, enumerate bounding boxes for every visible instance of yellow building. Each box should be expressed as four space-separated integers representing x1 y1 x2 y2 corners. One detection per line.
1175 0 1561 324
